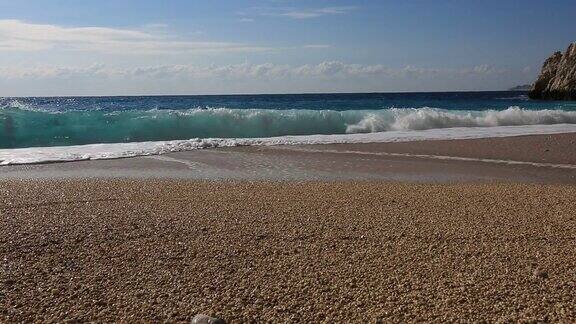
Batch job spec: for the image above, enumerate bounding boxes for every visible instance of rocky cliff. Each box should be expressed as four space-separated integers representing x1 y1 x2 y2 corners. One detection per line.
529 42 576 100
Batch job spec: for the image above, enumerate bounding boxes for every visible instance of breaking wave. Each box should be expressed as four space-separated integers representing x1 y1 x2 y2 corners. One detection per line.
345 106 576 132
2 103 576 148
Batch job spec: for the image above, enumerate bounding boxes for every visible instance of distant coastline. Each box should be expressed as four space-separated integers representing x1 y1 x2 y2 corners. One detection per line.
508 84 532 91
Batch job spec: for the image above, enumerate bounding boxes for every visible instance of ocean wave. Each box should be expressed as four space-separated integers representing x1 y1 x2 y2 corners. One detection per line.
345 107 576 133
3 105 576 148
3 99 41 112
1 99 93 113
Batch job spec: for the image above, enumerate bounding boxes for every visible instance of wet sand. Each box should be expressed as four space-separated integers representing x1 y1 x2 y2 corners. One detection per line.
1 180 576 322
1 133 576 183
1 133 576 322
305 132 576 165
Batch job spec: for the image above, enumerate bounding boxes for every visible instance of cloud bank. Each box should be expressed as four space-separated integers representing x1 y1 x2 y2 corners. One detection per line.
0 61 512 80
0 19 268 54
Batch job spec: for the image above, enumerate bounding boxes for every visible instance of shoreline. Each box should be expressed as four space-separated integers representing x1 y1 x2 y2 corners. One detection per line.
2 124 576 166
1 132 576 183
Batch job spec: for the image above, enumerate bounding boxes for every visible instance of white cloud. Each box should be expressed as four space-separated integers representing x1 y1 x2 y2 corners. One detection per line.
0 64 114 79
0 62 512 81
400 65 441 77
469 64 506 75
279 6 357 19
291 61 388 77
0 19 269 54
241 6 356 20
238 18 255 23
0 62 390 80
302 44 331 49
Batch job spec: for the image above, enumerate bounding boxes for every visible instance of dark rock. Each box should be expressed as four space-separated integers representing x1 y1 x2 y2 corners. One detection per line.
529 42 576 100
3 279 15 286
191 314 226 324
533 269 548 279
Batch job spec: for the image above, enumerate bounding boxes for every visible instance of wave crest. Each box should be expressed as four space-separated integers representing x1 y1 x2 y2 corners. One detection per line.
345 107 576 133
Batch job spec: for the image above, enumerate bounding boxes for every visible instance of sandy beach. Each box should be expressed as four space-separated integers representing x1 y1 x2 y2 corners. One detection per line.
2 134 576 322
2 180 576 322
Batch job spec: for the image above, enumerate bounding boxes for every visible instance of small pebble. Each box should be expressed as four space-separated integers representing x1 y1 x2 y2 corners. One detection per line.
533 269 549 279
191 314 226 324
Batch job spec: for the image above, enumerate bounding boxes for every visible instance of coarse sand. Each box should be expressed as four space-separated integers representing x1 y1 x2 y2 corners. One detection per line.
1 180 575 322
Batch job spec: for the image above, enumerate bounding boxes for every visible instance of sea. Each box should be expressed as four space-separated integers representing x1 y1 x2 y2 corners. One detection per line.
1 91 576 165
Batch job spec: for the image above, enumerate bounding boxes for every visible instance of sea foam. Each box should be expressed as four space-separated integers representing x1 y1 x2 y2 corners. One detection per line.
1 124 576 165
345 107 576 133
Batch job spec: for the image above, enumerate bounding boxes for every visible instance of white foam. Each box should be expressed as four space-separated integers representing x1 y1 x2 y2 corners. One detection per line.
1 124 576 165
345 107 576 133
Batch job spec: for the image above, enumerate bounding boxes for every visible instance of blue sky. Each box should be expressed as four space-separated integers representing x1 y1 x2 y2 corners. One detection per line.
0 0 574 96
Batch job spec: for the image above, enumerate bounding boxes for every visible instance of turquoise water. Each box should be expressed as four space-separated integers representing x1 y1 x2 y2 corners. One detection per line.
1 92 576 149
